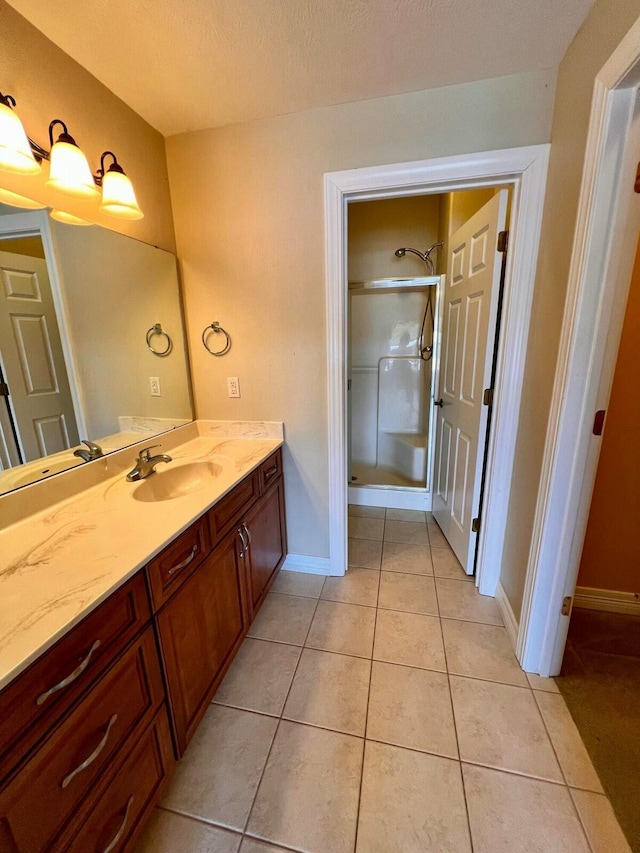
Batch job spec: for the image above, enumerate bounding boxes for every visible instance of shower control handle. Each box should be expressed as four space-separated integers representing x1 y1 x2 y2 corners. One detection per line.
434 398 444 408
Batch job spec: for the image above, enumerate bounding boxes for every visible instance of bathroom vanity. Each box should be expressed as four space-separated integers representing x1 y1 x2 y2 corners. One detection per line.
0 428 286 852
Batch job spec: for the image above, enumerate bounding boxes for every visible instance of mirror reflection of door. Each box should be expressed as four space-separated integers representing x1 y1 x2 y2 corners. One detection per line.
0 243 79 467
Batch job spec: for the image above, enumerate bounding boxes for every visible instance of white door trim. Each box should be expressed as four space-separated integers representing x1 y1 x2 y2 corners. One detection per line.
0 210 88 441
518 14 640 675
325 145 550 582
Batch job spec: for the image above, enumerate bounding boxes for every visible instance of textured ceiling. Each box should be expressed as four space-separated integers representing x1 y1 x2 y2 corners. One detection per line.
7 0 594 136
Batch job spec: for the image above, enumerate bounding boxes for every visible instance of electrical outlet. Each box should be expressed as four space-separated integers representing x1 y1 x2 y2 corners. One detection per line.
227 376 240 398
149 376 161 396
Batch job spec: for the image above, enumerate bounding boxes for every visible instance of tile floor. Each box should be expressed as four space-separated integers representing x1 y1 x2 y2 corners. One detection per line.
135 507 631 853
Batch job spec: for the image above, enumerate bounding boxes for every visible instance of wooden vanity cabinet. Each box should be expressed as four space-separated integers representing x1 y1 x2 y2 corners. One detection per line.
154 525 248 755
242 476 287 616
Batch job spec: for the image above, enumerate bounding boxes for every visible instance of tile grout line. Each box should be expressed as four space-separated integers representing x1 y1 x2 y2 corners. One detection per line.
240 583 325 845
351 508 384 853
433 573 476 853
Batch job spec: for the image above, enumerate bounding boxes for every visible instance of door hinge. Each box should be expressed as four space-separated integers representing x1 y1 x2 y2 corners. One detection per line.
635 162 640 193
0 382 9 398
593 409 606 436
347 379 352 391
561 596 572 616
471 517 480 533
497 230 509 253
483 388 494 407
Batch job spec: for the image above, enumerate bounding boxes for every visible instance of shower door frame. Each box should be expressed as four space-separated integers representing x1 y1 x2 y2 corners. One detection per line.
325 145 550 610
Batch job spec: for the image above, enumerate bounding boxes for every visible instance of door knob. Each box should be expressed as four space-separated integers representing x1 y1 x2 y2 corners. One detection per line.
434 398 444 408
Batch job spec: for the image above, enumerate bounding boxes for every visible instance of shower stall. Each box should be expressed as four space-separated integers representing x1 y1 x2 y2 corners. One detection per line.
348 242 444 510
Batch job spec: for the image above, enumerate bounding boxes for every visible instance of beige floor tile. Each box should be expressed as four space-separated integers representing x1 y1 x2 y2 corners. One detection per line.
373 608 446 671
381 541 433 575
270 570 325 598
349 504 385 518
247 593 317 645
247 720 363 853
305 599 376 658
367 661 458 758
321 567 380 606
283 648 371 735
135 810 241 853
436 578 503 625
348 516 385 540
348 537 383 569
356 741 472 852
427 523 449 548
240 840 292 853
450 676 563 782
526 672 560 692
431 546 472 581
442 620 528 687
463 763 590 852
378 571 438 615
161 705 277 831
384 519 430 545
213 638 301 715
385 508 427 522
570 789 632 853
534 691 604 791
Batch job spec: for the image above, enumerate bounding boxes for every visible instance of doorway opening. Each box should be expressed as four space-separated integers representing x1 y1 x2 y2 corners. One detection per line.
347 187 509 575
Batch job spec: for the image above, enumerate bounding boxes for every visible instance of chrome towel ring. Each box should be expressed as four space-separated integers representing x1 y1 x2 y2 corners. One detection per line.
146 323 172 356
202 322 231 356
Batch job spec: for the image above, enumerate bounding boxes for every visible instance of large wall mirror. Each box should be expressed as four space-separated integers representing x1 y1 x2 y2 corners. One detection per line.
0 200 193 497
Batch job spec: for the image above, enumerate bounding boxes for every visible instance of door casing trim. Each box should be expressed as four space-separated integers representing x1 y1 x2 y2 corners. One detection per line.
324 145 550 597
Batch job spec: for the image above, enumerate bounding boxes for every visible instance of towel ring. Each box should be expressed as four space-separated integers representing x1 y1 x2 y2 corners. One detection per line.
202 322 231 356
146 323 172 356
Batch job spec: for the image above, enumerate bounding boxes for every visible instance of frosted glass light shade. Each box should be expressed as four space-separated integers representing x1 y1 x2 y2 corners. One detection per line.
0 102 41 175
47 140 99 199
50 209 92 226
99 168 143 220
0 188 46 209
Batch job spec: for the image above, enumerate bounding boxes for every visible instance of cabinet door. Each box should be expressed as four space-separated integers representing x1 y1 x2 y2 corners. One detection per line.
244 479 286 615
156 528 248 755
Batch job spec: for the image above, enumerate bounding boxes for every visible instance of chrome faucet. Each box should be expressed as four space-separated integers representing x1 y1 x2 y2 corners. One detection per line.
73 439 104 462
126 445 172 481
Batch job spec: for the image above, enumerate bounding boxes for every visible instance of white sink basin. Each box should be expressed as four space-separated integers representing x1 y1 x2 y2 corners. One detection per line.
132 461 223 502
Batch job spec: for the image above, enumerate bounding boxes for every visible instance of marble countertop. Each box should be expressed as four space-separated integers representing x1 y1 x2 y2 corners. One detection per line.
0 426 283 691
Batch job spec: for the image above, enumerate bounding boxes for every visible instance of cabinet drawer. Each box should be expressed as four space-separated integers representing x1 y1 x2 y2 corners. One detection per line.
208 471 259 544
65 708 174 853
0 572 150 774
0 626 164 853
146 516 210 610
258 449 282 493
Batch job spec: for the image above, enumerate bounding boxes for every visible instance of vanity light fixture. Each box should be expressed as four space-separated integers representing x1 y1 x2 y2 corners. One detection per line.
0 93 41 175
0 187 46 209
50 209 92 226
97 151 143 220
46 120 100 200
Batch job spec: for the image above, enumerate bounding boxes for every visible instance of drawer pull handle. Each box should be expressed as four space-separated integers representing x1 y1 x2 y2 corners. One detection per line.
102 795 134 853
167 544 198 576
237 526 247 557
264 464 278 477
61 713 118 789
242 522 252 550
36 639 101 706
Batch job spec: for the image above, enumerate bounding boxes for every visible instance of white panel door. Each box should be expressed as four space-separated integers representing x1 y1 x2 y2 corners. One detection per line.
0 250 79 462
432 191 508 572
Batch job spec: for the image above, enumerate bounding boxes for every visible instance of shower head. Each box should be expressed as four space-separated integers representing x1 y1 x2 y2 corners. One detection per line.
394 248 406 257
394 242 443 275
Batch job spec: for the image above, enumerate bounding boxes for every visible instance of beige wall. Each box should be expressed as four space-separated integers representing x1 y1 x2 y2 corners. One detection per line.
0 1 175 251
348 196 441 282
167 69 556 558
499 0 640 618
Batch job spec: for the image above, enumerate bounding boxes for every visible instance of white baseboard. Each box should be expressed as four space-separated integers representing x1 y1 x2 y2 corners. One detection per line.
574 586 640 615
282 554 331 575
495 581 519 650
